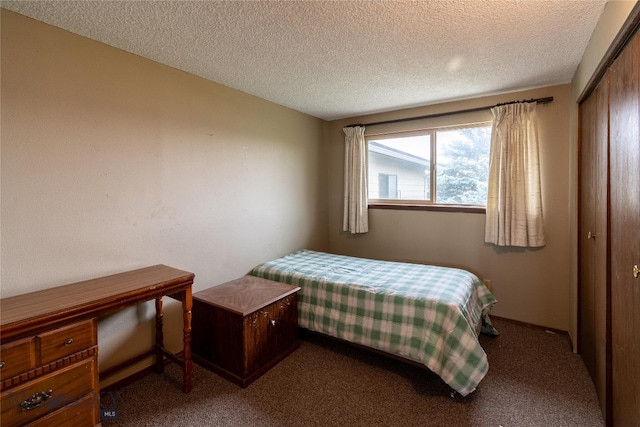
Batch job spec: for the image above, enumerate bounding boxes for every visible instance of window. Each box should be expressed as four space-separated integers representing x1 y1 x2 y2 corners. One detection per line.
378 173 398 199
367 123 491 206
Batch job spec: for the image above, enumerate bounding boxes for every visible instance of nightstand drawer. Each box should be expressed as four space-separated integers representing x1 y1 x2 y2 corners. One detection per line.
1 356 96 427
37 320 96 365
0 337 36 380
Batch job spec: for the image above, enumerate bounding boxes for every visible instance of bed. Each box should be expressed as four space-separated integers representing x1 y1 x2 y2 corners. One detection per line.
249 249 497 396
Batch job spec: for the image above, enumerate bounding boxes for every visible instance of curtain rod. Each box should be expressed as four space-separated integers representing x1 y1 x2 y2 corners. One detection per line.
345 96 553 128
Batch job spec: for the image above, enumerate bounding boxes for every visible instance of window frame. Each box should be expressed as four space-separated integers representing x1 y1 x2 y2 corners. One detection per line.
366 121 491 213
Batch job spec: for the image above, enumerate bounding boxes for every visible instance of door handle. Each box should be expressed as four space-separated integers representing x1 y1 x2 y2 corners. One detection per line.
587 231 596 239
634 264 639 279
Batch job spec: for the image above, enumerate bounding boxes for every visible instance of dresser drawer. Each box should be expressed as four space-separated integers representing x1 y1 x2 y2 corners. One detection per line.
0 337 36 380
27 392 98 427
37 319 96 365
1 356 96 427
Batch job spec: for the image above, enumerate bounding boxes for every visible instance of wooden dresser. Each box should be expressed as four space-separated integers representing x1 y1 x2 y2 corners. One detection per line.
0 265 195 426
192 275 300 387
1 319 99 427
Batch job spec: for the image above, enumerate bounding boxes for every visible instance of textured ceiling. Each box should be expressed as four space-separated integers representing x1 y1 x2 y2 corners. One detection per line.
2 0 607 120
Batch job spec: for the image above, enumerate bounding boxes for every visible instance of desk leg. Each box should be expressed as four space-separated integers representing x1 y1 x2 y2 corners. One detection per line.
155 297 164 374
182 286 193 393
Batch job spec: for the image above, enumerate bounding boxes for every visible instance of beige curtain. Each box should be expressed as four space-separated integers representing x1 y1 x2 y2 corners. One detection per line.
343 126 368 234
485 102 545 247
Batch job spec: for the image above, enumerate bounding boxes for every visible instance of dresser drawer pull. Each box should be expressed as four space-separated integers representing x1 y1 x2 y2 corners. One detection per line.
0 361 5 369
21 390 53 411
64 338 74 346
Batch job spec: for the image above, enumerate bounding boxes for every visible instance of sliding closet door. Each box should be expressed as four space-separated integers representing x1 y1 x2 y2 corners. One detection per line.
578 75 609 419
609 29 640 426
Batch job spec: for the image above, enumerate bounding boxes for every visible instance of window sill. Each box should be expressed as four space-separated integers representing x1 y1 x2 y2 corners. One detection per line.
368 203 486 214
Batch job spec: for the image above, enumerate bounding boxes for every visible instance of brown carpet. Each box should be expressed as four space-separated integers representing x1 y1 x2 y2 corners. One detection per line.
101 318 604 426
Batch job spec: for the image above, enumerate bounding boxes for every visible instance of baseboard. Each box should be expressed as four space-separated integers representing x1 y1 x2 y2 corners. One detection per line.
490 315 568 336
101 351 182 392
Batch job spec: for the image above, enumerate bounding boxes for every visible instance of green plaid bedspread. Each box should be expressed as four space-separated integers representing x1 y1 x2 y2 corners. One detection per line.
250 250 497 396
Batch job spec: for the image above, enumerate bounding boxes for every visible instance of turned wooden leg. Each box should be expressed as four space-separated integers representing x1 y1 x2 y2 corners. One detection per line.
183 287 193 393
155 297 164 374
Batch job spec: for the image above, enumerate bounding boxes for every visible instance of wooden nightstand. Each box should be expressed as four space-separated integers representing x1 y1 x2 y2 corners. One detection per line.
192 275 300 387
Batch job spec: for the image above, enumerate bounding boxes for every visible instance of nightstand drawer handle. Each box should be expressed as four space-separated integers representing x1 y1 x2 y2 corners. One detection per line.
21 390 53 411
270 320 276 326
64 338 74 346
0 361 5 369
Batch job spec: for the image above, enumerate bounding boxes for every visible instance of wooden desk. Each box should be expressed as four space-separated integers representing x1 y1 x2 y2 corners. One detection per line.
1 265 195 397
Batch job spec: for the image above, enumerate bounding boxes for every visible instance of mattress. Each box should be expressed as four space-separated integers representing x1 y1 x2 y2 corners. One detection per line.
250 249 497 396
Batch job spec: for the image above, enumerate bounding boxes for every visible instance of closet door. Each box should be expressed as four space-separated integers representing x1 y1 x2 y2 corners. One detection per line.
578 75 609 419
609 29 640 426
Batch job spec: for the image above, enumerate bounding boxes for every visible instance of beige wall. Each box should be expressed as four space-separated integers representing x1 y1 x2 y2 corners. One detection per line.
328 85 573 331
0 10 329 385
567 0 637 350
